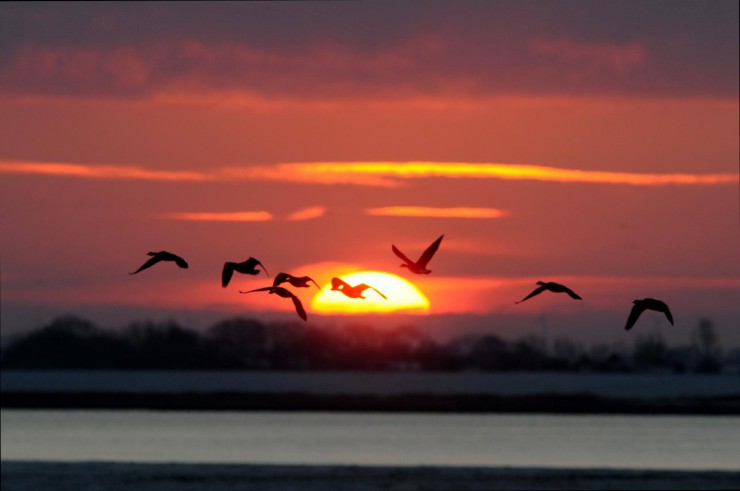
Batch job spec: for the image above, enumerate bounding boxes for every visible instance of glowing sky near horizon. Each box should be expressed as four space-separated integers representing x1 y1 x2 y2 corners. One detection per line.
0 1 737 344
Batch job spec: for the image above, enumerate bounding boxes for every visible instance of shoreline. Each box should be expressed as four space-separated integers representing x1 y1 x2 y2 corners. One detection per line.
3 461 740 491
3 391 740 414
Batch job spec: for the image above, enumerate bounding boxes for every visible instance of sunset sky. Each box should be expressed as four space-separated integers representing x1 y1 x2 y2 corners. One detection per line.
1 1 738 346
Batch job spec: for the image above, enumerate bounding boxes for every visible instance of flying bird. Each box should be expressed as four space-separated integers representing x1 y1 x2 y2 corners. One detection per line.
392 234 444 274
624 298 674 331
130 251 188 275
222 257 269 287
330 277 388 300
240 286 307 322
515 281 582 304
273 272 320 289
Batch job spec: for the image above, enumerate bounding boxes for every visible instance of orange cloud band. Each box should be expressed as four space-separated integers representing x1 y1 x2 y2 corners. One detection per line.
1 160 736 187
0 161 211 182
367 206 508 218
160 211 273 222
285 206 327 221
281 162 739 186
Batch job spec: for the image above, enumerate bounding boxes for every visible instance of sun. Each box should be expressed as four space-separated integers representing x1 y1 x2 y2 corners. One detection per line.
311 271 430 314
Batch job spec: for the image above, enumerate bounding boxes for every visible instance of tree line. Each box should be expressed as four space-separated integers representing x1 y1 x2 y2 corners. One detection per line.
1 315 731 373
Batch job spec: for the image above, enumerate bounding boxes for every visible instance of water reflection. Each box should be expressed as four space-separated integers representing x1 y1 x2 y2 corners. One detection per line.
2 410 739 470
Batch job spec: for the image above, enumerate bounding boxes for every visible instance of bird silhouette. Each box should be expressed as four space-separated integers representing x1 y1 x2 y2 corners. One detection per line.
330 277 388 300
240 286 307 321
392 234 444 274
273 272 320 289
130 251 188 275
515 281 582 304
624 298 674 331
222 257 269 287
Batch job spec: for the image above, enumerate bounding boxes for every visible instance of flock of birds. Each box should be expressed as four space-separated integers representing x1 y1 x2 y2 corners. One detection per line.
129 234 674 331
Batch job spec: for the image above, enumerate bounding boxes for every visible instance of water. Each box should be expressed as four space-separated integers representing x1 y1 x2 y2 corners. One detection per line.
2 410 739 471
3 370 739 398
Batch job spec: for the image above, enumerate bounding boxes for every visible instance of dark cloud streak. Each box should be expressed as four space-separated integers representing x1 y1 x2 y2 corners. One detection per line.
0 1 736 100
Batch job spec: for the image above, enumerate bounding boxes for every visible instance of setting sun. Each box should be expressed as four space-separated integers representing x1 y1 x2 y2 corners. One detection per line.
311 271 430 314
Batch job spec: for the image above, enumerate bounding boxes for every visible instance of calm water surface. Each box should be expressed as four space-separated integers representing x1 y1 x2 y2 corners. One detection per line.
2 410 739 471
3 370 739 398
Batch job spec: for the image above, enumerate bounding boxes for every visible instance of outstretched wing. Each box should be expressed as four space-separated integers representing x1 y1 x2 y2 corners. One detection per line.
391 245 415 266
417 235 444 268
563 286 582 300
515 285 548 304
172 254 189 269
660 303 674 325
273 272 291 287
239 287 272 294
222 262 235 287
290 294 308 321
331 277 349 289
362 284 388 300
247 257 270 277
625 303 646 331
130 256 162 275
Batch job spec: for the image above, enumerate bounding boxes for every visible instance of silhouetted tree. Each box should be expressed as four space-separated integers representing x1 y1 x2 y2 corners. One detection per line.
632 333 668 371
124 321 202 369
1 315 131 369
203 318 271 369
690 318 721 373
552 337 584 371
511 334 551 370
2 314 734 373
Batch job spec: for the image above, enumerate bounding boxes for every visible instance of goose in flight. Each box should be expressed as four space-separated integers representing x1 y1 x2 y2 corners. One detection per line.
330 277 388 300
130 251 188 275
392 234 444 274
515 281 582 304
222 257 269 287
625 298 674 331
273 272 320 289
240 286 307 321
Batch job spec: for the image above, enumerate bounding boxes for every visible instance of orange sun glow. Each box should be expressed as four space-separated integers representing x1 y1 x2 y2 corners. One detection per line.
311 271 430 314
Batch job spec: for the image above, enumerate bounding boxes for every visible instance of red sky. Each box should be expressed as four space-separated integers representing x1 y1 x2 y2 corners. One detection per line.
1 1 738 346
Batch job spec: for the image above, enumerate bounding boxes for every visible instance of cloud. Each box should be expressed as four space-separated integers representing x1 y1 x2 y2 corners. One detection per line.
160 211 273 222
2 160 737 187
367 206 508 219
0 160 211 181
285 206 327 221
0 2 736 101
530 38 647 72
159 207 327 223
254 162 739 187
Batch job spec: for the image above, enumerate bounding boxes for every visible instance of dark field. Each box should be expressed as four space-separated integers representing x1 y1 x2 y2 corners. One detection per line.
3 462 740 491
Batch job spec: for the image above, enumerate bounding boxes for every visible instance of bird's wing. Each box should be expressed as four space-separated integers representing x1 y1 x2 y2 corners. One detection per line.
661 304 674 325
222 262 235 287
392 245 415 265
331 277 348 289
238 287 272 294
515 285 547 304
417 235 444 267
173 255 189 269
365 285 388 300
290 295 308 321
273 272 290 287
255 259 270 277
625 303 646 331
130 256 162 275
564 286 582 300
